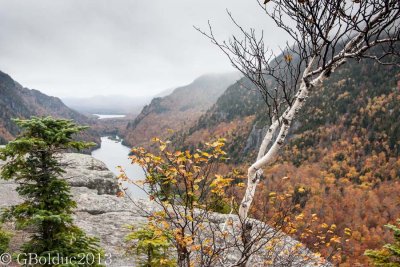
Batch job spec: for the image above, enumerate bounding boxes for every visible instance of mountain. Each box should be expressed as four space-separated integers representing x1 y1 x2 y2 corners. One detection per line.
174 59 400 265
62 95 152 116
175 77 267 160
123 72 242 147
154 87 176 98
0 70 99 146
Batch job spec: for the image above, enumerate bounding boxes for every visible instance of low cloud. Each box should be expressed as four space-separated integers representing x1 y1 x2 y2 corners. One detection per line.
0 0 288 97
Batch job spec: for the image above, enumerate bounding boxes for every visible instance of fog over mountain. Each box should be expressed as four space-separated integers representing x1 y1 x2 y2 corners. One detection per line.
0 0 289 98
62 95 152 115
123 72 242 147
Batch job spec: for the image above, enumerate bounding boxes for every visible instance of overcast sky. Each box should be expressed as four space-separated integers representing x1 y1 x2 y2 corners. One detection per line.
0 0 289 98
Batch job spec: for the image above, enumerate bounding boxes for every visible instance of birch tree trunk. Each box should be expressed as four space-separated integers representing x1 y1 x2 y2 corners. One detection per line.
238 64 316 220
237 54 344 221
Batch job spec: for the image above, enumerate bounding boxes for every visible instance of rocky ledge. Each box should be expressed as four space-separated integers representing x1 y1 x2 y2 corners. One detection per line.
0 153 151 266
0 153 329 267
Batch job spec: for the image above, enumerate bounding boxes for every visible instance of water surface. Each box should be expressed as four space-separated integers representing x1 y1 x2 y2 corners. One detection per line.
91 136 147 199
93 114 126 119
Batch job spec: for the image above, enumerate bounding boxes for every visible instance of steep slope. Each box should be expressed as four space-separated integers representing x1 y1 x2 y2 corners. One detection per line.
175 77 267 161
123 72 241 147
0 70 99 145
176 59 400 265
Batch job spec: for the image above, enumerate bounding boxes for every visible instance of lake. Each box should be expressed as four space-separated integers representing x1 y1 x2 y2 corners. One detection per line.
93 114 126 119
91 136 147 199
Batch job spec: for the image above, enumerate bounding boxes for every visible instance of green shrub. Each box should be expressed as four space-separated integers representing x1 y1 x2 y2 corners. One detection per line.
126 221 175 267
0 225 11 254
365 219 400 266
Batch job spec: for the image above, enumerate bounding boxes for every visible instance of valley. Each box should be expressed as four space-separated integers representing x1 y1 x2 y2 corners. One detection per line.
0 59 400 264
0 56 399 266
1 1 399 266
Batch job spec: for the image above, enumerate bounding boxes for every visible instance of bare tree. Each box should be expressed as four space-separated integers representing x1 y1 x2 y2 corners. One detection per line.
197 0 400 222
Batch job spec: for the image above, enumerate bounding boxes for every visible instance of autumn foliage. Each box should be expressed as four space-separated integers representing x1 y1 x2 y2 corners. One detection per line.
173 58 400 266
121 139 346 266
121 138 233 266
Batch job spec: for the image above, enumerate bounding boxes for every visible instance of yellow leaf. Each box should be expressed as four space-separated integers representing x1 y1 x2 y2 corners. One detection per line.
202 152 210 158
284 54 293 62
321 223 329 228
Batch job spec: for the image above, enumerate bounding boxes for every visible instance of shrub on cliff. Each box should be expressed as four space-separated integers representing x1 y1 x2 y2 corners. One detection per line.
365 219 400 266
0 225 11 254
0 117 104 266
125 221 175 267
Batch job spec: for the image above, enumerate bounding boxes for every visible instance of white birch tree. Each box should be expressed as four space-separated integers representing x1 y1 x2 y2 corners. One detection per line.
198 0 400 221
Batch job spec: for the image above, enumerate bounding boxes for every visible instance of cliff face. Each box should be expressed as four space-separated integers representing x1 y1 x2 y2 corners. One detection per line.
0 71 99 145
123 72 241 148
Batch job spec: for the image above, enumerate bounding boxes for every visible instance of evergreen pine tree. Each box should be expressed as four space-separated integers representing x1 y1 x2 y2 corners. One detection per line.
365 220 400 266
0 117 104 266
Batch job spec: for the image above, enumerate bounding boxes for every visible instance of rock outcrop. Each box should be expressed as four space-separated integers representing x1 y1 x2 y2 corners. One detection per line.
0 153 328 267
0 153 150 266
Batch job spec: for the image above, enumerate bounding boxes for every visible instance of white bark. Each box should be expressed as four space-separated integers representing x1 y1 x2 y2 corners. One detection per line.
238 59 317 221
237 55 349 221
238 84 308 220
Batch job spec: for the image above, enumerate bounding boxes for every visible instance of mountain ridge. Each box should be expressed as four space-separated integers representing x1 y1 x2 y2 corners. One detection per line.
123 72 242 147
0 70 99 146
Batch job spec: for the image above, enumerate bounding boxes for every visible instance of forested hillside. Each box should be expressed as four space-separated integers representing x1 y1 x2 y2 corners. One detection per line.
0 71 99 145
176 59 400 265
175 77 268 160
123 72 241 147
